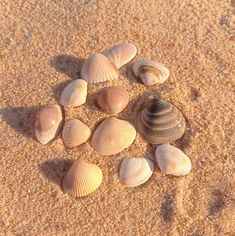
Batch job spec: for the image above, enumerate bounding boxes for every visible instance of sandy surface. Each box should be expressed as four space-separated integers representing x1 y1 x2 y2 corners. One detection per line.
0 0 235 235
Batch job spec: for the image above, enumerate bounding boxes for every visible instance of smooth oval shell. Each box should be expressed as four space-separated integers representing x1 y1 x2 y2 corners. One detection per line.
91 117 136 156
35 104 63 144
133 60 169 85
81 53 119 84
119 157 154 187
60 79 87 107
103 43 137 69
62 119 91 148
97 86 129 115
155 144 192 176
63 160 102 197
137 98 185 144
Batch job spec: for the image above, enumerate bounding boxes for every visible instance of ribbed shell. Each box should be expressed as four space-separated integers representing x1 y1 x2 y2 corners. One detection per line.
137 99 185 144
63 160 102 197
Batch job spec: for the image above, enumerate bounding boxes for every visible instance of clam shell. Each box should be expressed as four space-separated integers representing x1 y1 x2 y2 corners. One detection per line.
91 117 136 156
62 119 91 148
60 79 87 107
102 43 137 69
119 157 154 187
63 160 102 197
137 98 185 144
81 53 119 84
155 144 192 176
133 60 169 85
97 86 129 115
35 104 63 144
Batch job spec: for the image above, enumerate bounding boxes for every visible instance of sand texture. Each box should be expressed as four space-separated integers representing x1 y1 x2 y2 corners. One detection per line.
0 0 235 235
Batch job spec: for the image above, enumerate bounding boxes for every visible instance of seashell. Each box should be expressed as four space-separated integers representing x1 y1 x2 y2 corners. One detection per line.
62 119 91 148
81 53 119 84
63 160 102 197
119 157 154 187
60 79 88 107
91 117 136 156
133 60 169 85
35 104 63 144
155 144 192 176
102 43 137 69
137 98 185 144
97 86 129 115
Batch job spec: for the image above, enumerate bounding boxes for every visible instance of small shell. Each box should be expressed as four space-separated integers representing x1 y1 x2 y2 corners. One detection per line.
91 117 136 156
35 104 63 144
81 53 119 84
119 157 154 187
60 79 88 107
155 144 192 176
62 119 91 148
97 86 129 115
133 60 169 85
63 160 102 197
102 43 137 69
137 98 185 144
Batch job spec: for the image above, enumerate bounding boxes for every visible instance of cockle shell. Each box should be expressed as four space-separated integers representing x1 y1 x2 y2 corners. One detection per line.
91 117 136 156
35 104 63 144
60 79 88 107
102 43 137 69
133 60 169 85
62 119 91 148
63 160 102 197
119 157 154 187
137 98 185 144
81 53 119 84
97 86 129 115
155 144 192 176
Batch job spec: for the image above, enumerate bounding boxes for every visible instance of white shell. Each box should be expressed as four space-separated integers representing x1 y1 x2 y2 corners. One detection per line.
119 157 154 187
155 144 192 176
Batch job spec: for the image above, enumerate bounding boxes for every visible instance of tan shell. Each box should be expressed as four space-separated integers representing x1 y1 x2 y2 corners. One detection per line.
81 53 119 84
62 119 91 148
133 60 169 85
102 43 137 69
91 117 136 156
97 86 129 115
35 104 63 144
60 79 87 107
63 160 102 197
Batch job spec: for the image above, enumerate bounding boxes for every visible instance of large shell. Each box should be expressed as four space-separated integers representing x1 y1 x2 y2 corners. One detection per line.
81 53 119 84
119 157 154 187
60 79 87 107
63 160 102 197
133 60 169 85
35 104 63 144
102 43 137 69
155 144 192 176
91 117 136 156
62 119 91 148
137 98 185 144
97 86 129 115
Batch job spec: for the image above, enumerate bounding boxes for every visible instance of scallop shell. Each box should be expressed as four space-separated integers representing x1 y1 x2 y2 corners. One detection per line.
155 144 192 176
63 160 102 197
35 104 63 144
81 53 119 84
62 119 91 148
102 43 137 69
133 60 169 85
60 79 87 107
97 86 129 115
137 98 185 144
91 117 136 156
119 157 154 187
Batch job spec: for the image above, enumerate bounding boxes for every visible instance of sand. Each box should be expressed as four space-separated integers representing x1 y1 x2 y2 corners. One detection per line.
0 0 235 235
